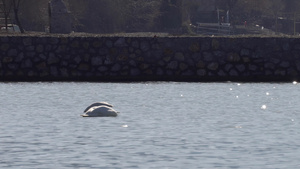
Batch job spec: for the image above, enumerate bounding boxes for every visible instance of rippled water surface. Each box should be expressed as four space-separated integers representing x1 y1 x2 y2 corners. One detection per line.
1 82 300 168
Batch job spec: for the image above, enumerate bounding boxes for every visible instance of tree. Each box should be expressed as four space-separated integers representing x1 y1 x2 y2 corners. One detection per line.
11 0 24 33
66 0 126 33
7 0 297 34
284 0 300 13
125 0 161 32
159 0 183 30
66 0 163 33
0 0 12 30
215 0 238 11
0 0 25 33
65 0 88 31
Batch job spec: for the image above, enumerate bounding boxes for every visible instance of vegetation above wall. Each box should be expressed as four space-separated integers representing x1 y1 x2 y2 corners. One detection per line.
2 0 300 34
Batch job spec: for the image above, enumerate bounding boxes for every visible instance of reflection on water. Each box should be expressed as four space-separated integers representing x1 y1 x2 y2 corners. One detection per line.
1 82 300 168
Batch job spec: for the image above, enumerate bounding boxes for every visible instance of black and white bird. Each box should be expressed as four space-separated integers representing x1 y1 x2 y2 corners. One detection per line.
81 102 119 117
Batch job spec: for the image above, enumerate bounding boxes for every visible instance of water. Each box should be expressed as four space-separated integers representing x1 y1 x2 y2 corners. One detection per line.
1 82 300 168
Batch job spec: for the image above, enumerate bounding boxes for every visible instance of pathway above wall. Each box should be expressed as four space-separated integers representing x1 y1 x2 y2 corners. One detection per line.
1 35 300 82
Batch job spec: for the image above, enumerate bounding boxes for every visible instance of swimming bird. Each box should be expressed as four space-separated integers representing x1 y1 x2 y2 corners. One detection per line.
81 102 119 117
83 102 113 112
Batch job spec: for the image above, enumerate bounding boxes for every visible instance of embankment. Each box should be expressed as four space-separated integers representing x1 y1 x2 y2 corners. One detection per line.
1 35 300 82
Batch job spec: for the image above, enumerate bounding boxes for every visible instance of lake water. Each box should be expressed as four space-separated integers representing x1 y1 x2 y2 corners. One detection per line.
1 82 300 168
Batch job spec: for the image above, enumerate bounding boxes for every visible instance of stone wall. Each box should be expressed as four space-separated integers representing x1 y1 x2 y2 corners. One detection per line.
1 35 300 82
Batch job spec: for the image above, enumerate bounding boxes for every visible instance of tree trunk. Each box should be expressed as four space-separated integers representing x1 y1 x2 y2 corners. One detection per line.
1 0 11 30
13 0 25 33
13 8 24 33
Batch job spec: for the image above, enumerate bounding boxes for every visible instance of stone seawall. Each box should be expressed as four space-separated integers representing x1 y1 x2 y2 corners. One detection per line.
1 35 300 82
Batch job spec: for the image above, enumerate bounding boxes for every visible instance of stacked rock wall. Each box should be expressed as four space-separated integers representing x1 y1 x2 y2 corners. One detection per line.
1 35 300 82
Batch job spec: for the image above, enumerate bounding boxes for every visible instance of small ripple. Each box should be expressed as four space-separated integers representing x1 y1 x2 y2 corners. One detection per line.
261 105 267 110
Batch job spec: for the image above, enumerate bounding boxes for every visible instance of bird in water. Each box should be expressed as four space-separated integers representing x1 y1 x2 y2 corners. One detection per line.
81 102 119 117
83 102 113 112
